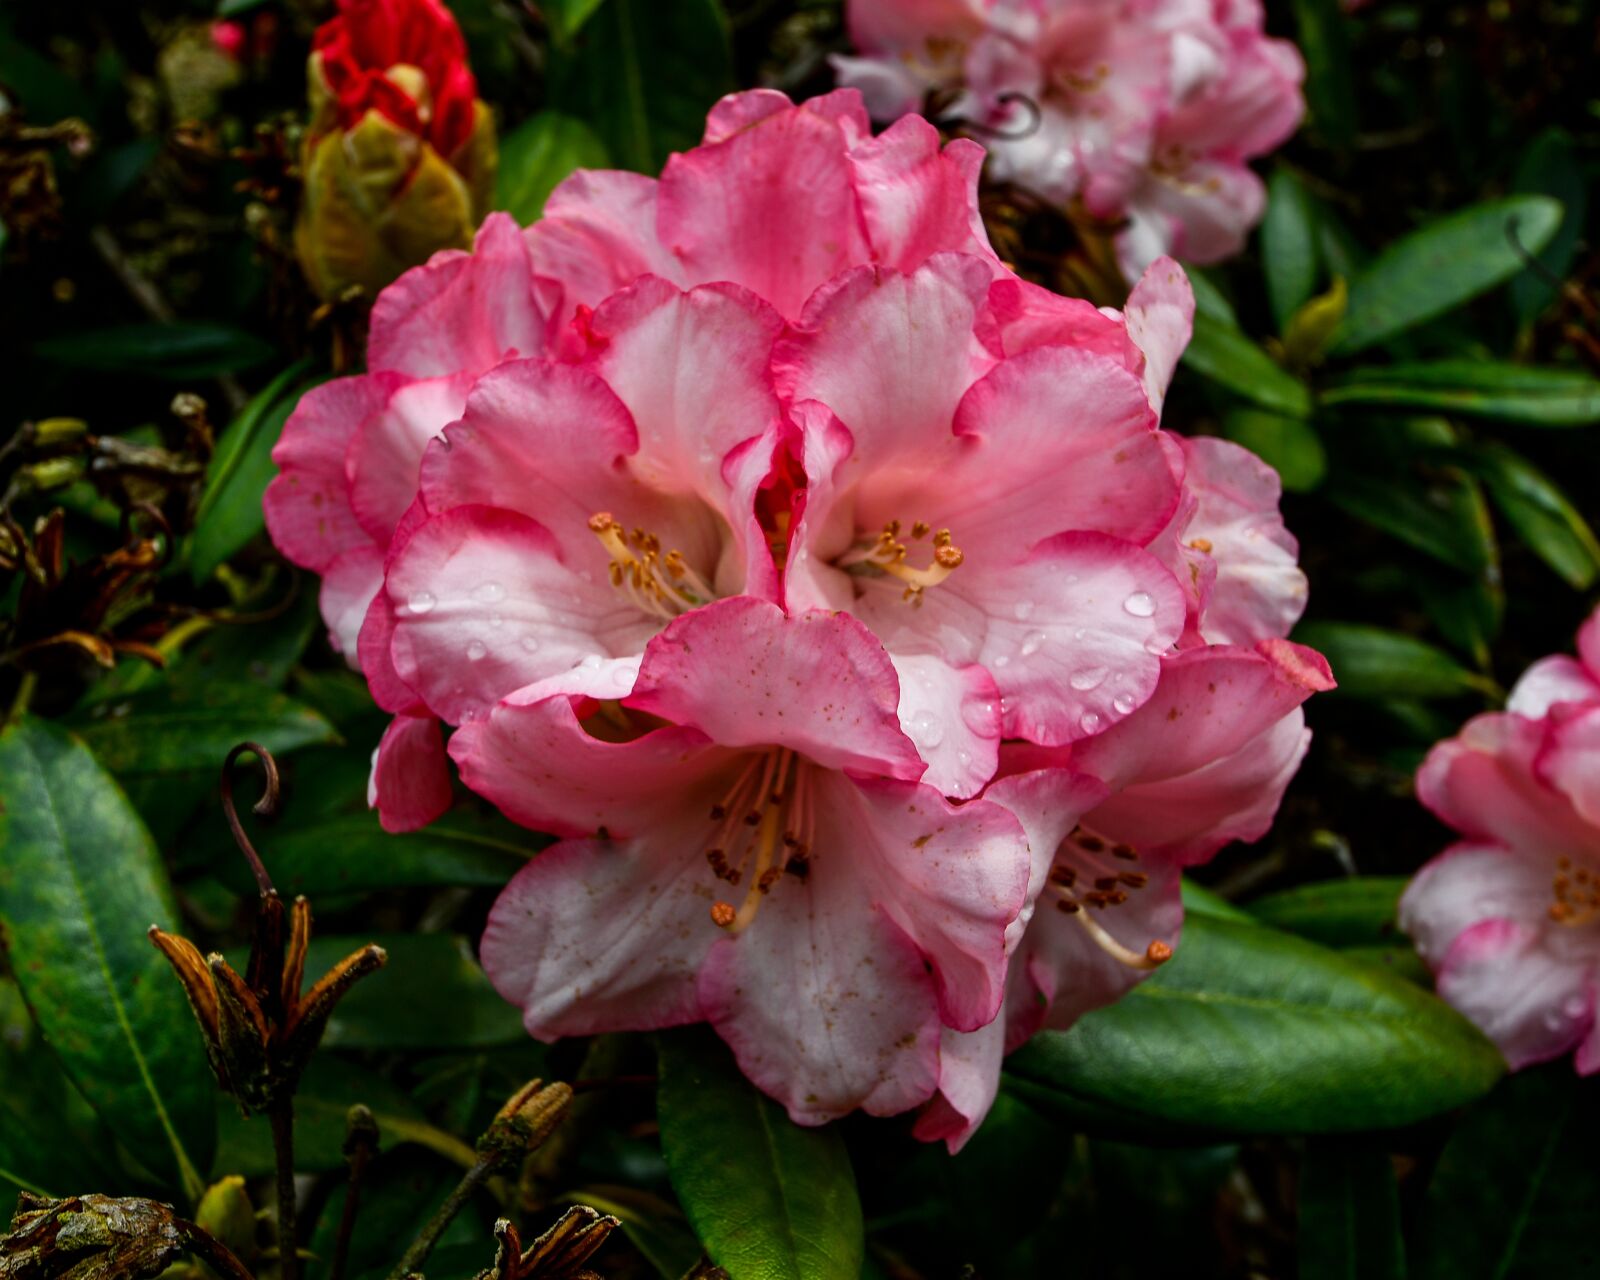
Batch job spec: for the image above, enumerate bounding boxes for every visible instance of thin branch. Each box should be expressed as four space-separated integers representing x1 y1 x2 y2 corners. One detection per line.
388 1159 496 1280
271 1097 300 1280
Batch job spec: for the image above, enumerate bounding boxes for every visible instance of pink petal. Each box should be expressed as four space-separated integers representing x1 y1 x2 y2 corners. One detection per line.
368 713 453 833
1507 655 1600 718
358 588 422 715
319 544 384 665
368 213 561 378
912 1018 1006 1152
656 95 872 319
978 275 1143 372
1398 842 1565 973
1436 917 1596 1071
1182 436 1308 645
386 506 654 724
265 373 402 572
347 373 473 544
700 88 795 142
1122 256 1194 414
1538 703 1600 828
1417 713 1600 863
1579 606 1600 679
585 277 785 599
626 597 926 780
847 115 996 272
480 827 717 1039
524 169 681 317
1117 160 1266 273
890 653 1001 799
450 692 725 838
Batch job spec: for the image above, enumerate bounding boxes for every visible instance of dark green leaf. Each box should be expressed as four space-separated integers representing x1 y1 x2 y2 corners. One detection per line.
1181 312 1312 418
190 361 319 582
495 110 610 224
1246 877 1409 948
1263 168 1323 332
1222 408 1327 491
1321 361 1600 426
34 323 276 380
67 682 337 778
1413 1067 1600 1280
1180 878 1257 924
217 0 272 14
536 0 611 46
0 717 214 1198
1464 444 1600 589
1004 915 1502 1139
1291 623 1496 699
1331 197 1563 356
1185 268 1238 328
1416 571 1502 670
1290 0 1356 148
1299 1139 1406 1280
1325 448 1495 574
548 0 733 173
1510 129 1587 328
657 1028 864 1280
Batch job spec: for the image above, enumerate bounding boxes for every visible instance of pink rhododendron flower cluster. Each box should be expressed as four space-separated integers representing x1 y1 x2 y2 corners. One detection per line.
834 0 1306 275
1400 606 1600 1076
266 88 1328 1143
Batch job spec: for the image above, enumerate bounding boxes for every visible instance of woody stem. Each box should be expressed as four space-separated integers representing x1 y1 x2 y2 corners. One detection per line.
389 1157 495 1280
271 1096 299 1280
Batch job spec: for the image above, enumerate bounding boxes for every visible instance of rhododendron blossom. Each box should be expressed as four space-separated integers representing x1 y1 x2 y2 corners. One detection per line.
834 0 1306 274
1400 607 1600 1075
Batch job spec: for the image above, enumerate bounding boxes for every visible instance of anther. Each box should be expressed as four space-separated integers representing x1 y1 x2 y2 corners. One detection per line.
1094 876 1120 891
1119 872 1148 888
710 902 737 928
1112 844 1138 861
1188 537 1213 553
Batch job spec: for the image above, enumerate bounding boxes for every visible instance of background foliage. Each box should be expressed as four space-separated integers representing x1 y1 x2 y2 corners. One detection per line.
1 0 1598 1276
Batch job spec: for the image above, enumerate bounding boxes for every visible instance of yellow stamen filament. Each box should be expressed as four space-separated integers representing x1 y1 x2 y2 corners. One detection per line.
1048 829 1170 970
839 519 965 606
1549 856 1600 927
707 749 812 934
588 511 711 620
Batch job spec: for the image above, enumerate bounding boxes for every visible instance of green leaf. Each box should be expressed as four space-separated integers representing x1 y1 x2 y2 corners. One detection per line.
1004 915 1502 1140
34 322 276 380
214 1054 475 1178
1182 312 1313 418
1416 570 1503 670
1291 623 1496 700
495 110 610 224
1325 445 1496 574
283 935 525 1050
572 1187 702 1280
190 361 318 582
67 682 338 778
548 0 733 174
538 0 611 46
1331 197 1563 356
1298 1140 1406 1280
1510 129 1587 328
657 1028 864 1280
1320 361 1600 426
1180 878 1258 924
0 978 114 1197
0 717 214 1199
1466 444 1600 589
1263 168 1323 331
1247 878 1409 948
1221 408 1327 492
1289 0 1356 148
1413 1067 1600 1279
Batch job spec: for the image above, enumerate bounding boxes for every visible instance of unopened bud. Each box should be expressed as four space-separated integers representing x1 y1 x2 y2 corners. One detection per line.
344 1103 381 1162
478 1080 574 1172
195 1175 258 1263
20 456 84 491
33 416 88 447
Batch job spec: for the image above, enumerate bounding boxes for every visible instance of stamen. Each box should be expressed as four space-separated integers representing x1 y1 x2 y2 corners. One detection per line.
838 519 966 607
589 510 707 619
705 750 812 933
1072 908 1172 971
1549 856 1600 927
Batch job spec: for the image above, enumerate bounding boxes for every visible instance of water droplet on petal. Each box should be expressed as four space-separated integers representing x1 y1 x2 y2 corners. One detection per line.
466 640 487 661
1070 666 1108 691
519 634 541 654
475 581 505 603
1146 637 1169 655
993 653 1010 668
1014 600 1036 621
956 749 972 766
1565 995 1589 1019
1073 628 1087 642
579 654 603 670
1019 631 1045 657
1123 591 1155 618
963 700 996 733
489 613 504 629
1113 692 1137 715
909 709 945 749
407 591 436 616
1079 710 1103 734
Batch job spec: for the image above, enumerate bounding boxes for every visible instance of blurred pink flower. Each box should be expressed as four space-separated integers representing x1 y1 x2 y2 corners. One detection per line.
834 0 1305 275
1400 607 1600 1074
466 598 1058 1124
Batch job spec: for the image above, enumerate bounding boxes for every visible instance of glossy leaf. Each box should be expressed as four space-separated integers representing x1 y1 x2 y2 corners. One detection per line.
538 0 610 44
1510 129 1587 327
34 322 276 379
1412 1067 1600 1279
1004 915 1503 1139
1181 311 1312 418
1247 878 1409 949
1289 0 1356 149
190 361 318 582
1298 1140 1406 1280
67 682 338 778
1330 197 1562 356
1181 878 1257 924
1222 407 1327 492
548 0 733 174
0 717 214 1198
1291 623 1496 700
657 1028 864 1280
1321 361 1600 426
1263 168 1322 331
1465 444 1600 589
495 110 610 224
1325 445 1495 574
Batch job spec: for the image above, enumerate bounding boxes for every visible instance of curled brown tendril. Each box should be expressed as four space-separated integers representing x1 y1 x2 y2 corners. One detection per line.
937 91 1044 142
222 740 280 897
